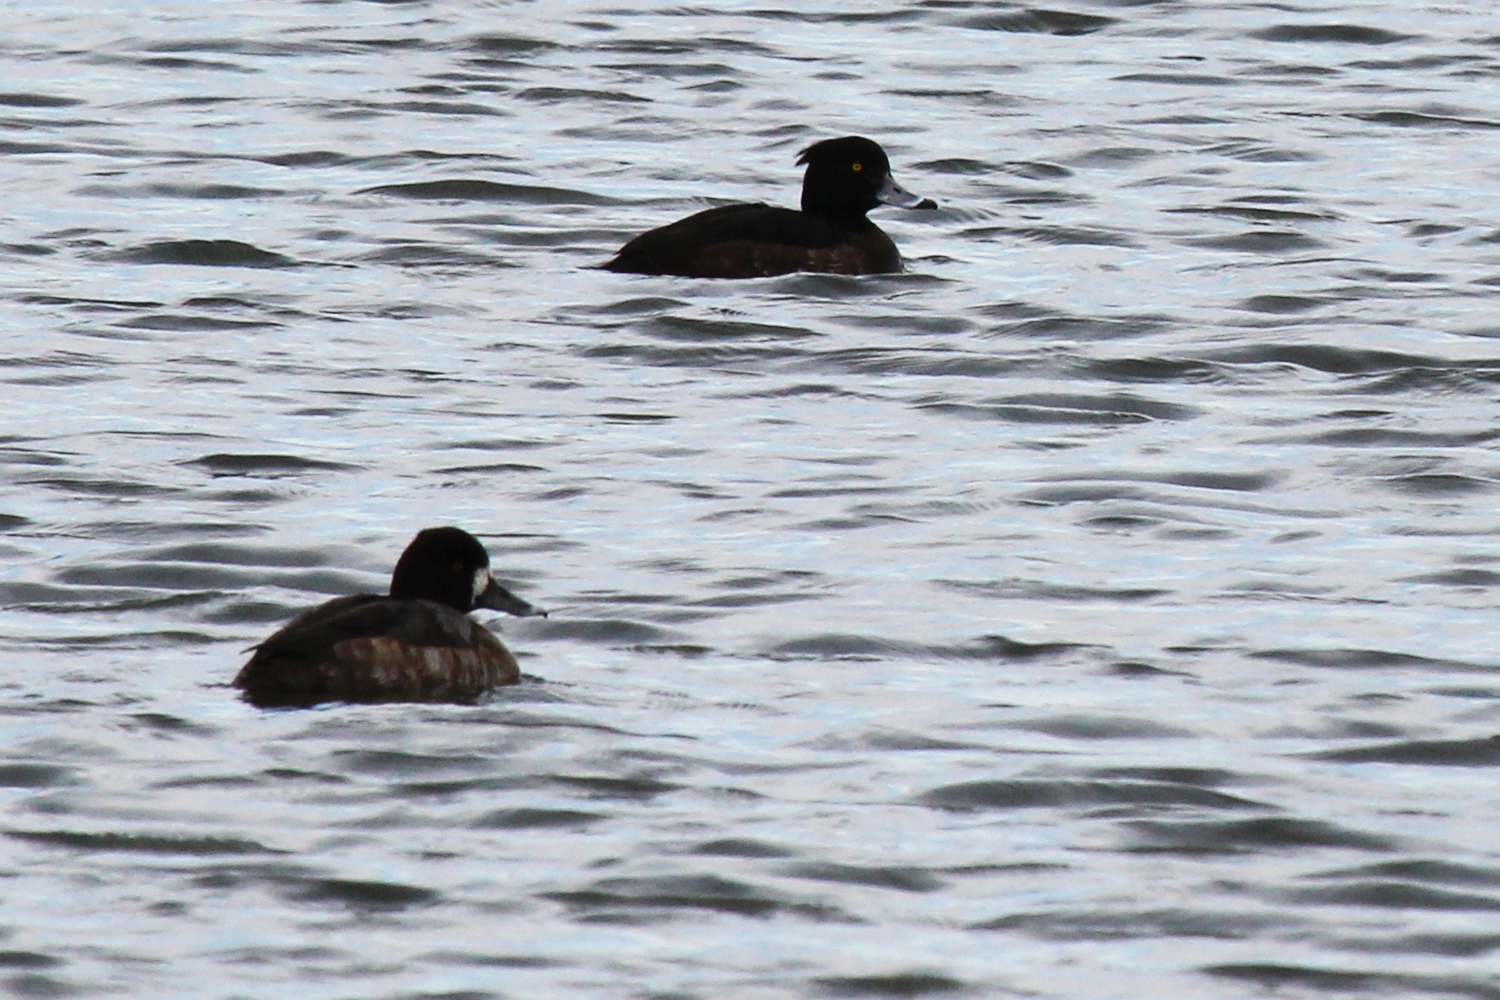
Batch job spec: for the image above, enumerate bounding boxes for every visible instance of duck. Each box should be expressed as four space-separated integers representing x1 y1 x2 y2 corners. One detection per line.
234 526 546 708
603 135 936 278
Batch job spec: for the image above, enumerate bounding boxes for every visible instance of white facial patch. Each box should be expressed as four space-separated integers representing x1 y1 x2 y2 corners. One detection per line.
472 568 491 601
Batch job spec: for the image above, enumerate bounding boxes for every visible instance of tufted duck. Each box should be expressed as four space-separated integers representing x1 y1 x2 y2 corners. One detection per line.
604 135 935 278
234 526 545 708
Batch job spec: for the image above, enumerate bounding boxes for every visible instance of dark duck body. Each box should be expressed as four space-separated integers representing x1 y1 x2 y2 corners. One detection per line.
604 135 935 279
234 526 545 708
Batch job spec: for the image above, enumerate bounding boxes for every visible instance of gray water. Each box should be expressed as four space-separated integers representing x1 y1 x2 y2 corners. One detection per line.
3 1 1500 996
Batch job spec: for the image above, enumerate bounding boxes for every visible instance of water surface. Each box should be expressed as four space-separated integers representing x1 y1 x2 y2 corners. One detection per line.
3 1 1500 997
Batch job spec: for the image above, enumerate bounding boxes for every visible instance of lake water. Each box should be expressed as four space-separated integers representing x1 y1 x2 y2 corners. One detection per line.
3 1 1500 996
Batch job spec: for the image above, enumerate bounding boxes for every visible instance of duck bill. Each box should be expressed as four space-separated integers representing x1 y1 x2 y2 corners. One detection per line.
476 575 546 617
877 173 937 210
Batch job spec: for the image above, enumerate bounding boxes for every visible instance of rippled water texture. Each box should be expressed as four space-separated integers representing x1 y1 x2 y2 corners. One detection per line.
4 1 1500 996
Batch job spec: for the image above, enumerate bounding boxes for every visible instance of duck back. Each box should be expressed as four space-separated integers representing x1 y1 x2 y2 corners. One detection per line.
604 203 899 278
235 595 520 708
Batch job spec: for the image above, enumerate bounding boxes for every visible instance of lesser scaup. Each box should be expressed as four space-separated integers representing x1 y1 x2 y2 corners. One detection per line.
604 135 936 278
234 526 545 708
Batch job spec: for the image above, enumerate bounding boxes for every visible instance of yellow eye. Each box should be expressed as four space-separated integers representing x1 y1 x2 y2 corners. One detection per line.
852 163 863 172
